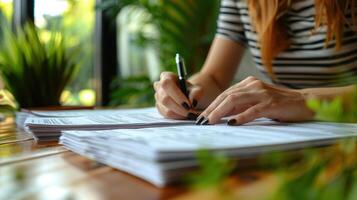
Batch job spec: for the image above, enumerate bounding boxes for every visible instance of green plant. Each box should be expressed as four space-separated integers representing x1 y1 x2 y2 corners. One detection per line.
98 0 220 106
110 75 155 107
269 139 357 200
185 150 235 188
139 0 220 74
0 9 6 42
0 23 80 108
181 140 357 200
307 86 357 123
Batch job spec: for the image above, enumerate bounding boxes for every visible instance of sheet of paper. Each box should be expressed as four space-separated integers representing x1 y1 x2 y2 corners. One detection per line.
25 107 192 127
62 120 357 152
27 107 156 117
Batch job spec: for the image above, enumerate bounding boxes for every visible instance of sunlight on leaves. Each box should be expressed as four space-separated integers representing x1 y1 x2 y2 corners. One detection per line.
0 22 81 108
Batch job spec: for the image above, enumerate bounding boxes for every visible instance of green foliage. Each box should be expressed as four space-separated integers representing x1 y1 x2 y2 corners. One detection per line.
110 76 155 107
139 0 220 74
0 10 5 42
307 86 357 122
184 140 357 200
98 0 220 106
270 139 357 200
0 23 80 108
307 97 345 122
185 150 235 188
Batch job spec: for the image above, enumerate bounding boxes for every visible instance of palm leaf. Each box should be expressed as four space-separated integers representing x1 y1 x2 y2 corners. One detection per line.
0 22 81 108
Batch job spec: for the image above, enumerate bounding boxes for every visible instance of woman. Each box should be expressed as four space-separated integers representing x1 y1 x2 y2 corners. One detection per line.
153 0 357 125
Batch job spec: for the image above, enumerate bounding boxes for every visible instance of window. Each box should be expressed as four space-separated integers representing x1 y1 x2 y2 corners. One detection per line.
0 0 12 21
34 0 96 106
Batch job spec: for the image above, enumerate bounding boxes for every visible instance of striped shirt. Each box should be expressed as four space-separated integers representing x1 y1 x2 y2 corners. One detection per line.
216 0 357 89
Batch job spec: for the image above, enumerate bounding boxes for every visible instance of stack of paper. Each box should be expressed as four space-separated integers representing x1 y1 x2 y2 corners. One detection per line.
23 108 193 141
60 119 357 187
16 108 93 129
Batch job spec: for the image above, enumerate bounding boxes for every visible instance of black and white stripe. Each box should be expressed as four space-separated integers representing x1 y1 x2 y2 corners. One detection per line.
216 0 357 89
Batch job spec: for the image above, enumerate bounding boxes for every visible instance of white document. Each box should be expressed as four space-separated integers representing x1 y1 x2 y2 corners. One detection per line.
24 107 194 141
17 107 154 128
26 107 158 117
60 119 357 187
65 120 357 152
63 120 357 152
25 107 192 127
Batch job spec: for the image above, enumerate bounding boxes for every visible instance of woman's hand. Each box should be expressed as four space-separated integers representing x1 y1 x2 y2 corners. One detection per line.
196 76 315 125
154 72 204 120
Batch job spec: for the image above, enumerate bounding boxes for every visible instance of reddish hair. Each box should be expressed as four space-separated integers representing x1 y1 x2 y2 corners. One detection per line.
248 0 357 76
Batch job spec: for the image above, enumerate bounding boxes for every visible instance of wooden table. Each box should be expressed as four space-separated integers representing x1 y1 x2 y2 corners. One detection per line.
0 117 322 200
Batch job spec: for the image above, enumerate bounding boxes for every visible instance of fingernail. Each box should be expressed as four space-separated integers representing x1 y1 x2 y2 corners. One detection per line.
182 102 190 110
201 118 210 125
196 116 204 125
187 113 199 120
227 119 237 126
192 99 198 108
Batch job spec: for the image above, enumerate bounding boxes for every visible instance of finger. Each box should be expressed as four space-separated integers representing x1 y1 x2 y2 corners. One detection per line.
239 76 258 86
156 102 186 120
207 92 259 124
153 81 160 91
160 71 177 80
227 103 267 126
155 91 189 117
245 79 266 90
199 91 229 118
188 85 204 109
223 76 258 94
199 87 246 119
198 78 257 118
160 74 191 110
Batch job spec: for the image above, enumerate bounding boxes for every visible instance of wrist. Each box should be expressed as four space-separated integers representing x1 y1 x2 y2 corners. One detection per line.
295 85 356 101
294 89 316 121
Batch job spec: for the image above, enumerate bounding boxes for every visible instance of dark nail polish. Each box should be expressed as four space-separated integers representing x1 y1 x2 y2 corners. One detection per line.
201 118 210 125
227 119 237 126
187 113 199 120
196 116 204 125
182 102 190 110
192 99 198 108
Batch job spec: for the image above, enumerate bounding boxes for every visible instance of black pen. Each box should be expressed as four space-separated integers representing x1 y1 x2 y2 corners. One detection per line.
175 53 189 98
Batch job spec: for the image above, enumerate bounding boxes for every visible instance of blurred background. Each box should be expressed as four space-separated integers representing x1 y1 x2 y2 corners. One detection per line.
0 0 265 109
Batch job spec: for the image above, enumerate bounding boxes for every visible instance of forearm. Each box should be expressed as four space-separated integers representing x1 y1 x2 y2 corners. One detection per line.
188 37 245 109
189 71 224 108
298 85 356 100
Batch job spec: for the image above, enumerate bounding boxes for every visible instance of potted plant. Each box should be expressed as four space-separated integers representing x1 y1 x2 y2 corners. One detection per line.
0 22 80 108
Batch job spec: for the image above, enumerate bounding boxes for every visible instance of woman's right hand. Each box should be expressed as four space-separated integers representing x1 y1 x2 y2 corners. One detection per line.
154 72 204 120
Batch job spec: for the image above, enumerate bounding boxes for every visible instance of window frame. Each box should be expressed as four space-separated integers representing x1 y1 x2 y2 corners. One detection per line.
94 0 118 106
13 0 34 27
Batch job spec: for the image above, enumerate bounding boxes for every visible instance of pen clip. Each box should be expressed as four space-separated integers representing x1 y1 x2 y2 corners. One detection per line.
176 54 187 78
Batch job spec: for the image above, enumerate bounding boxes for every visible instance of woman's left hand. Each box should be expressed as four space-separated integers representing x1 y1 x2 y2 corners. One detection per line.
196 76 315 125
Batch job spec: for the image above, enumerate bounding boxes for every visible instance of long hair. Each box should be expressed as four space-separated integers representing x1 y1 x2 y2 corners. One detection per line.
247 0 357 76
